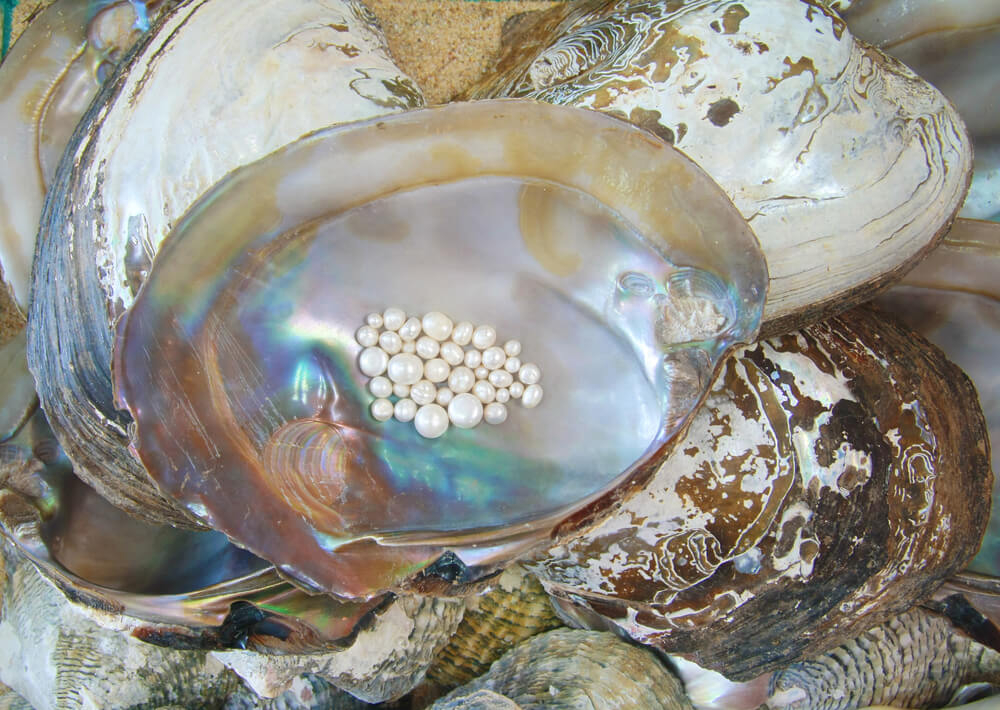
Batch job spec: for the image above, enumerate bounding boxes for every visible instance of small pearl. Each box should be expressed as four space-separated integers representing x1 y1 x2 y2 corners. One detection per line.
495 387 510 403
394 398 417 422
464 349 482 368
369 376 392 398
356 325 379 347
371 398 393 421
422 311 454 341
424 358 451 383
414 404 449 438
386 353 423 385
503 339 522 357
393 382 411 398
436 388 454 406
475 366 490 380
383 307 406 332
473 380 496 403
482 346 506 370
484 402 508 425
518 363 542 385
448 366 475 394
504 356 521 374
440 342 465 366
488 369 513 388
379 331 402 355
359 347 389 377
410 380 436 405
416 336 440 360
522 384 543 408
509 381 524 398
366 312 384 329
472 325 496 350
402 341 416 354
448 393 484 429
399 317 422 341
452 321 474 346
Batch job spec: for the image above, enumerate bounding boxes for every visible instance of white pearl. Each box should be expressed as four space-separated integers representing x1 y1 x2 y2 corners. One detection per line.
416 336 440 360
394 398 417 423
369 376 392 398
402 341 416 354
359 347 388 377
414 404 449 438
451 321 474 346
448 393 484 429
472 325 496 350
422 311 454 341
383 307 406 332
509 381 524 398
440 342 465 366
474 380 496 403
522 384 543 408
379 331 402 355
484 402 508 425
464 349 482 368
410 380 437 405
503 339 522 357
475 366 490 381
504 356 521 374
448 366 475 394
424 358 451 383
488 369 513 388
518 362 542 385
436 388 454 406
495 387 510 403
366 312 384 328
482 346 506 370
371 398 393 421
386 353 423 385
399 317 422 341
355 325 378 347
393 382 411 398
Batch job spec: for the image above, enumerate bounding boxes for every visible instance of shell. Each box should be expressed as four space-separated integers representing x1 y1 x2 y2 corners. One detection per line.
468 0 972 334
0 331 36 443
530 304 991 680
27 0 426 528
221 675 369 710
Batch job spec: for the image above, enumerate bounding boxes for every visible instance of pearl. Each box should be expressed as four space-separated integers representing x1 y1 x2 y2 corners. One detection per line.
509 381 524 398
383 307 406 332
402 341 416 354
355 325 378 347
451 321 474 346
416 336 440 360
399 317 422 341
484 402 508 425
379 331 402 355
473 380 496 403
369 376 392 398
522 384 543 408
488 369 513 388
482 346 506 370
448 393 483 429
366 312 384 329
448 366 475 394
495 387 510 403
394 398 417 423
518 362 542 385
440 342 465 366
386 353 423 385
359 347 388 377
472 324 496 350
463 349 482 368
504 356 521 374
475 366 490 380
503 339 522 357
414 404 449 438
393 382 411 398
422 311 454 341
371 398 393 421
435 388 454 406
410 380 436 405
424 358 451 383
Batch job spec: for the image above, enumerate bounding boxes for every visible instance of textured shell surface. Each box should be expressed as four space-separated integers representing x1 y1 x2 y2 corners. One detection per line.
531 305 991 680
469 0 972 334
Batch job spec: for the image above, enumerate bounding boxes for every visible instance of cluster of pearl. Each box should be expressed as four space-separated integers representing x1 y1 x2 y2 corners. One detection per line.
356 308 544 439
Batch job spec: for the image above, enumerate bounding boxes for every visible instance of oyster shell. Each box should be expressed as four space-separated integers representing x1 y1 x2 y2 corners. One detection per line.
468 0 972 334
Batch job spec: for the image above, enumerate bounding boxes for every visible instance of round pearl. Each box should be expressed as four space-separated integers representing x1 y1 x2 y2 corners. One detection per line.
399 317 422 341
394 398 417 423
495 387 510 403
422 311 454 341
371 398 393 422
518 362 542 385
509 381 525 398
451 321 474 346
359 347 388 377
482 346 506 370
504 356 521 374
356 325 378 347
522 384 543 408
379 331 402 355
503 339 522 357
369 376 392 398
475 366 490 381
472 325 496 350
448 393 484 429
414 404 449 439
402 341 416 354
410 380 437 406
463 349 482 368
448 366 475 394
435 388 454 406
383 307 406 332
473 380 496 403
488 369 513 389
424 358 451 383
393 382 411 398
386 353 423 385
484 402 508 425
416 336 440 360
440 341 465 366
366 312 384 329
